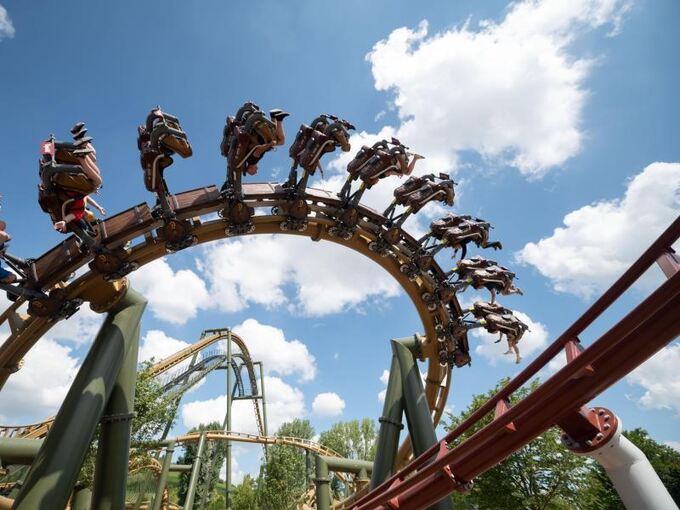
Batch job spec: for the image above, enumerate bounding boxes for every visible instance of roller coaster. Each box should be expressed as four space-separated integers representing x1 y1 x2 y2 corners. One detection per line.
0 104 678 509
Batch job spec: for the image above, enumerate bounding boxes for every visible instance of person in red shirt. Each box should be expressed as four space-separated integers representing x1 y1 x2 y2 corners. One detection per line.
53 193 106 233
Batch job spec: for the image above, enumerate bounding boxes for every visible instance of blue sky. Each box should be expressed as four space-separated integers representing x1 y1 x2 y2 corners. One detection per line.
0 0 679 482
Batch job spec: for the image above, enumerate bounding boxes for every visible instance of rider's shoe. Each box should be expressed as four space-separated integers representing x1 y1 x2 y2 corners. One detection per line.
70 122 86 135
74 136 94 147
270 109 290 121
72 127 88 140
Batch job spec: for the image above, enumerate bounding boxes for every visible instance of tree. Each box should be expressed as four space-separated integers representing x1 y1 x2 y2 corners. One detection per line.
318 418 377 461
443 378 590 510
232 475 258 509
258 419 315 510
581 428 680 509
176 421 226 507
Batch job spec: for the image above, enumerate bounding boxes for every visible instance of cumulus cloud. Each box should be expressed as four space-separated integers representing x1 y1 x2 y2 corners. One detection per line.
181 375 305 433
0 338 79 423
516 162 680 298
318 0 630 180
232 319 316 382
48 306 104 346
138 329 190 364
378 369 390 403
626 343 680 417
312 392 346 417
197 235 401 316
0 5 15 40
130 258 210 325
472 310 549 365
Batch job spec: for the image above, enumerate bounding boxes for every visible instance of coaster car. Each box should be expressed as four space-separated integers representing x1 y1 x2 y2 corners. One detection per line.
427 213 502 260
137 107 197 251
460 265 523 302
220 101 277 197
277 115 354 232
370 173 456 256
38 126 136 282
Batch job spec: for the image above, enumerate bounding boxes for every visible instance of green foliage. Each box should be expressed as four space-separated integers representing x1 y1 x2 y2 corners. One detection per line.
232 474 258 509
318 418 377 461
177 421 225 507
580 428 680 509
258 419 315 510
444 378 590 510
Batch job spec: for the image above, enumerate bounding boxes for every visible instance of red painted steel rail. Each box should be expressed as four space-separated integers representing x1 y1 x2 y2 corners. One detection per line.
354 216 680 510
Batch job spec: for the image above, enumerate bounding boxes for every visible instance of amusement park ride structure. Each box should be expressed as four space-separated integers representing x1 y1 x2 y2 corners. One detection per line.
0 104 677 509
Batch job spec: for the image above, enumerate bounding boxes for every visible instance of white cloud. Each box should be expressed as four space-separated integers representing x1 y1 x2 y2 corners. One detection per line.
312 392 345 417
220 451 245 484
232 318 316 383
181 376 305 433
665 441 680 453
197 235 401 316
473 310 549 365
47 306 104 346
0 5 15 40
0 338 79 422
516 162 680 298
331 0 631 179
130 258 210 325
627 343 680 416
378 369 390 402
139 329 190 364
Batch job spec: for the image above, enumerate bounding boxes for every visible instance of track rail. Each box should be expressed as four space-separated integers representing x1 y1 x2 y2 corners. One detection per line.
352 216 680 509
174 430 343 458
0 183 461 460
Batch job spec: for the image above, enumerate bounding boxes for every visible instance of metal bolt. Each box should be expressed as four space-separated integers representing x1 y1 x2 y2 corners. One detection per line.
596 433 604 440
604 424 611 430
590 408 595 413
604 415 610 421
598 409 605 416
585 440 593 446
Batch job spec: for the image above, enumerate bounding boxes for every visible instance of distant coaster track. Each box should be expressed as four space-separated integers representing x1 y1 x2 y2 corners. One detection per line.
0 329 267 440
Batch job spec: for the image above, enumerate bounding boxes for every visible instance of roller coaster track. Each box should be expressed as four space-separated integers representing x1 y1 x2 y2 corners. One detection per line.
0 329 266 441
353 217 680 509
0 183 463 463
174 430 343 458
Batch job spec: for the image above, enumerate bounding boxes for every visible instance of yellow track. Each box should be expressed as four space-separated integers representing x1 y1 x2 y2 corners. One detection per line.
0 183 459 463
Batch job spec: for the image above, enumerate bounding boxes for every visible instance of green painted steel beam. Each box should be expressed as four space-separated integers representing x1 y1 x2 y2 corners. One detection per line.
151 445 174 510
370 353 404 489
183 432 206 510
91 317 141 510
12 289 147 510
0 438 43 466
315 454 331 510
392 337 453 510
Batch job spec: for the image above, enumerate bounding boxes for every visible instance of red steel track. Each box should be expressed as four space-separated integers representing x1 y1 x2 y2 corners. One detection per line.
353 216 680 510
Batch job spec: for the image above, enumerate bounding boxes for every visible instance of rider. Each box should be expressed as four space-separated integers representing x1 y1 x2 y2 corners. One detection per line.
244 109 289 176
53 193 106 233
0 221 17 284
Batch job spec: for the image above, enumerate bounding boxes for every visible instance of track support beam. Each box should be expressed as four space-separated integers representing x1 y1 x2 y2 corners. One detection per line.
12 289 146 510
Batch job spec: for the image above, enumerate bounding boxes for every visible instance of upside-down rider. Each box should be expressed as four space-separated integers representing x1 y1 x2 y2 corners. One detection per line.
39 123 106 238
221 101 289 198
462 302 528 363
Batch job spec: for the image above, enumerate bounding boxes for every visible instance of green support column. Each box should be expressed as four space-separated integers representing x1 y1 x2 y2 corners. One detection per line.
314 455 331 510
257 362 268 438
184 433 207 510
71 486 92 510
393 337 453 510
0 438 43 466
225 330 232 510
370 353 404 489
91 318 141 510
13 289 147 510
151 445 174 510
